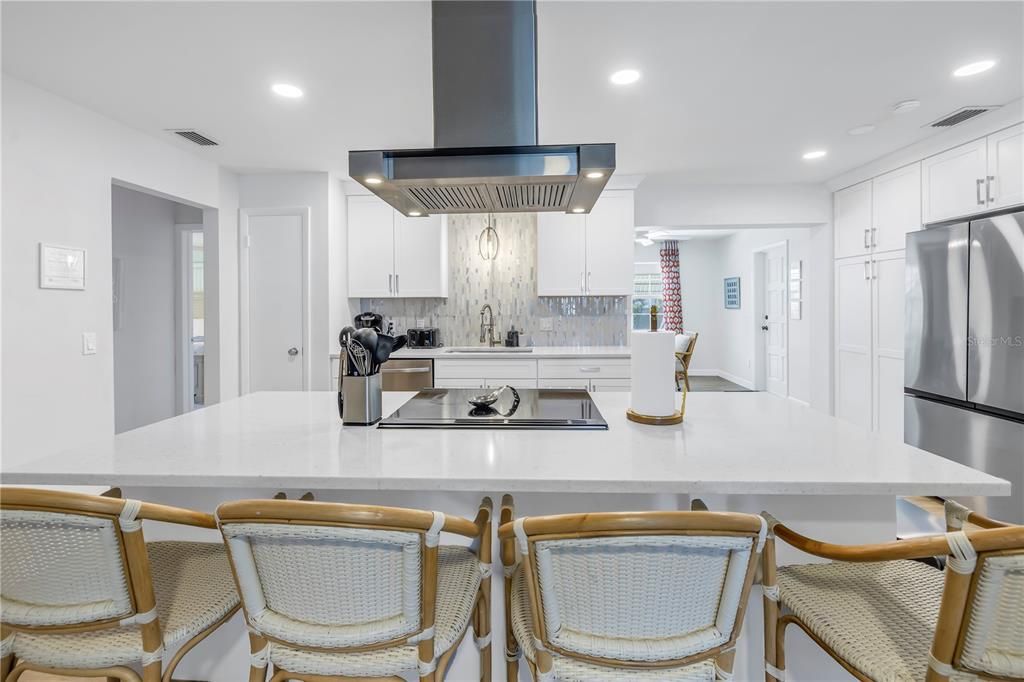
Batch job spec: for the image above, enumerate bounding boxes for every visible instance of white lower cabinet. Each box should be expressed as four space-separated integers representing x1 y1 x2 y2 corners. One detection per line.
434 356 630 391
834 251 905 437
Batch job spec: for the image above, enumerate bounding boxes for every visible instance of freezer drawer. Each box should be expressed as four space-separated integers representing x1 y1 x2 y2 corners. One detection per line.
905 223 970 401
381 359 434 391
967 212 1024 415
905 394 1023 524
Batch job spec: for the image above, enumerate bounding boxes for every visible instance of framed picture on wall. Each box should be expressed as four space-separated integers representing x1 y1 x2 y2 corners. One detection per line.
723 276 741 309
39 243 86 290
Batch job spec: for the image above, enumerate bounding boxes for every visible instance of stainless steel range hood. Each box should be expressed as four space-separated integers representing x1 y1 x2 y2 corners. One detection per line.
348 1 615 216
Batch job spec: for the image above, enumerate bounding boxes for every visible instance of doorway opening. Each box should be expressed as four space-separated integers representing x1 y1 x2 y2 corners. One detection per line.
112 183 212 433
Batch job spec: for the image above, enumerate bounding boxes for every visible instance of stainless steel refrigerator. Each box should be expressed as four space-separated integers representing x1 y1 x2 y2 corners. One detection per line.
904 209 1024 523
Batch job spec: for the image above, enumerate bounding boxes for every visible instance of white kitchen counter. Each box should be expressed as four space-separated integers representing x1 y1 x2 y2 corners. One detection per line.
3 390 1007 497
330 345 631 360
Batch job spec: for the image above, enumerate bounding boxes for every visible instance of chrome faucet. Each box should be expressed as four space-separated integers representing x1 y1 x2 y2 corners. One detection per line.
479 304 499 347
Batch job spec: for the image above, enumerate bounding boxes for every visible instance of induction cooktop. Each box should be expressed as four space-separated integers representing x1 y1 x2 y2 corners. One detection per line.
378 388 608 430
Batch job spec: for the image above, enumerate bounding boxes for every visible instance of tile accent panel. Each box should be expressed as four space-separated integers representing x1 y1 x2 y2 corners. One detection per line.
358 213 629 347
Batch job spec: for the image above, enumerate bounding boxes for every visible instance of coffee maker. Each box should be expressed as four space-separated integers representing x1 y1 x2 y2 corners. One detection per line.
354 312 392 334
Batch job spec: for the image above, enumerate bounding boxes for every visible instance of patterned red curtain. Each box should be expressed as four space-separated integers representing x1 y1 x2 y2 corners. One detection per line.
659 240 683 333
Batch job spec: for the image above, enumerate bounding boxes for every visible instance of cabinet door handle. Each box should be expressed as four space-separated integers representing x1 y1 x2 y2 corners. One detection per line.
871 228 877 247
863 228 870 249
864 259 871 280
587 271 592 292
388 274 393 293
395 274 399 294
987 176 995 204
580 272 585 294
976 178 986 206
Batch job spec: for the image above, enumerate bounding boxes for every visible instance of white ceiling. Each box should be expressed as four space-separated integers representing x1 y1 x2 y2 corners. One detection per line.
3 1 1022 183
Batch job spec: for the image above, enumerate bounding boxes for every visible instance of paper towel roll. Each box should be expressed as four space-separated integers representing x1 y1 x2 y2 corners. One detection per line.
630 331 678 417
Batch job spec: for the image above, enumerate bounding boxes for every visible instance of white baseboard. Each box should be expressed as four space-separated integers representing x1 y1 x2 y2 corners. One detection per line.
715 370 756 391
788 396 810 408
686 369 719 377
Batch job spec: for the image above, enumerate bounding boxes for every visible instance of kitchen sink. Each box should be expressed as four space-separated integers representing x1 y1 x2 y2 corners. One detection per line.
443 347 533 353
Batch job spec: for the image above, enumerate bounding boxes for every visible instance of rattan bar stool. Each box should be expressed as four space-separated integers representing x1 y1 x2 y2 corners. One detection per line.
761 501 1024 682
216 496 493 682
0 487 241 682
498 495 767 681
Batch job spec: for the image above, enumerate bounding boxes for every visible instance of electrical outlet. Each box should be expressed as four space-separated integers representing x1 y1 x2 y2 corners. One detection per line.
416 318 427 328
82 332 97 355
539 317 554 332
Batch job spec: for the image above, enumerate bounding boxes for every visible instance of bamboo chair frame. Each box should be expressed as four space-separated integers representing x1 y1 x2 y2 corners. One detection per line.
674 332 699 391
761 505 1024 682
498 495 764 680
0 487 240 682
217 497 492 682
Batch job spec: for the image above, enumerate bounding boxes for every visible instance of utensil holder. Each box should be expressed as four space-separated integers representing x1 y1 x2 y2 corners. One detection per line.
341 373 382 426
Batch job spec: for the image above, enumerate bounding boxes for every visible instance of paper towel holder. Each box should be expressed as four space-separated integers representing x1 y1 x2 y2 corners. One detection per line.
626 384 687 426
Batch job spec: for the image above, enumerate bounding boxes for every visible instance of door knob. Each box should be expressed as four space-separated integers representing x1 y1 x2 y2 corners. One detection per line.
288 347 299 356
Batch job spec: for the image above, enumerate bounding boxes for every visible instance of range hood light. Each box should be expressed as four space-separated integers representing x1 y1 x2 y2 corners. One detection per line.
571 207 585 214
364 176 383 185
585 171 605 179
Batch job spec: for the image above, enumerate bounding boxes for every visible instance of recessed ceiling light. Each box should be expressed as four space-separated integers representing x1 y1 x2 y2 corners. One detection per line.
585 171 605 179
364 177 383 185
271 83 304 98
953 60 996 78
609 69 641 85
571 207 586 214
802 150 827 160
848 124 876 136
892 99 921 114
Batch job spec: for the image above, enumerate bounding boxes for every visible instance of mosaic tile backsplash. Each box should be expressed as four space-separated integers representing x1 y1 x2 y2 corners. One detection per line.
358 213 629 347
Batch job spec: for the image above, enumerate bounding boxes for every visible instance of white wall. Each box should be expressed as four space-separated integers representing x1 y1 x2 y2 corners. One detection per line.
237 173 332 390
205 170 240 404
636 181 831 228
328 174 350 357
676 240 725 373
111 186 179 432
1 75 228 460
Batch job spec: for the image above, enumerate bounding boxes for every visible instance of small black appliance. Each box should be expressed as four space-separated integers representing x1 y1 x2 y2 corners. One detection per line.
408 327 441 348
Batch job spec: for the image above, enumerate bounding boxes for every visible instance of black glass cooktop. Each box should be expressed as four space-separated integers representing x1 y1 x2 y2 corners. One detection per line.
378 388 608 430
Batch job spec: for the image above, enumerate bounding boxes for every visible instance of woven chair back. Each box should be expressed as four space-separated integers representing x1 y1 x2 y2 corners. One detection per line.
220 520 433 650
514 512 765 665
1 508 135 628
956 549 1024 679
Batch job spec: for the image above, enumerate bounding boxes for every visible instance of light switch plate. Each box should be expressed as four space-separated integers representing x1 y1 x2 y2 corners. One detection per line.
82 332 97 355
539 317 554 332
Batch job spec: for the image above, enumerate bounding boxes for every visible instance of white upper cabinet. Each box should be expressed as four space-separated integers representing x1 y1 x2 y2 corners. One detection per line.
834 181 872 259
922 138 988 224
347 195 447 298
537 190 635 296
394 213 448 298
871 163 922 253
987 123 1024 210
584 191 635 295
347 195 395 298
537 212 587 295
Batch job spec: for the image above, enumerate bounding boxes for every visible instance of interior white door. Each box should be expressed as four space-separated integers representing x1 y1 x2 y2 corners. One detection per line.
987 123 1024 210
872 163 922 252
247 214 305 391
833 180 872 259
921 138 988 224
872 251 906 439
394 214 447 297
347 195 396 298
536 212 587 295
835 255 873 429
762 245 788 397
584 190 635 295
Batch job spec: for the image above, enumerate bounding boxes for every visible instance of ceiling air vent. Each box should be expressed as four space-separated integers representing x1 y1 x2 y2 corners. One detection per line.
166 129 219 146
928 106 999 128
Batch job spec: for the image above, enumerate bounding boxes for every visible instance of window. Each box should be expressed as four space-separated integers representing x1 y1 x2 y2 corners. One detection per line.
632 273 664 330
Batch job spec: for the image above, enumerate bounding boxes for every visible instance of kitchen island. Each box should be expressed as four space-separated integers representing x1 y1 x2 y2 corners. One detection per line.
3 390 1009 681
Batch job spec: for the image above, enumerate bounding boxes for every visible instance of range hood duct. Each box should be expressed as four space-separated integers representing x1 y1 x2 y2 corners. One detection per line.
348 0 614 216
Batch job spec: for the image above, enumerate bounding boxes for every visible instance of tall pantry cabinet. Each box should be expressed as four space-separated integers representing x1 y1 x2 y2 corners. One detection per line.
833 163 919 439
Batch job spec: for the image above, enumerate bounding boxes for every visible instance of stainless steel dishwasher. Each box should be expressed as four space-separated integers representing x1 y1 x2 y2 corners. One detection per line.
381 359 434 391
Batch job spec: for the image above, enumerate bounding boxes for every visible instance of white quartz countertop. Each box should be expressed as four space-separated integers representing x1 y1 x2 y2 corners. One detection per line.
331 346 631 360
2 392 1009 496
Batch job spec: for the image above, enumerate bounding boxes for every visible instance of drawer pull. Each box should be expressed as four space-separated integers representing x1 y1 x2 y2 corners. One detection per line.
382 367 431 374
579 367 601 373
